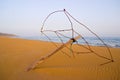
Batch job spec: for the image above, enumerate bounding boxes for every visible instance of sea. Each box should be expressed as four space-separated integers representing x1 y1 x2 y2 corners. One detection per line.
14 36 120 48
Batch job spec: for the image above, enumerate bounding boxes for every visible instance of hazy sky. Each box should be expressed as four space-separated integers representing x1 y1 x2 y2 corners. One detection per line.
0 0 120 37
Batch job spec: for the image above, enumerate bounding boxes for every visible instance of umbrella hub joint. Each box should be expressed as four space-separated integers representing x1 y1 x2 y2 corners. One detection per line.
70 38 77 43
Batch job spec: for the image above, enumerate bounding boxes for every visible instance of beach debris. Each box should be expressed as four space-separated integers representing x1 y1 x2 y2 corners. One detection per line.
26 9 114 71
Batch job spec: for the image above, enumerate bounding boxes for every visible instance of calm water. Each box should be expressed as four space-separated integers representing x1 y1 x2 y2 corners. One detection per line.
15 36 120 48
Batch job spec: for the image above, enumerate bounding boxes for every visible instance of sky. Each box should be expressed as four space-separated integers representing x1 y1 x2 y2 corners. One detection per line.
0 0 120 37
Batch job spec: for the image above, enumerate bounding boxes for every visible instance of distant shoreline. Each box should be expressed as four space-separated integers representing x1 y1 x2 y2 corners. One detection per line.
0 32 16 37
1 33 120 48
13 35 120 48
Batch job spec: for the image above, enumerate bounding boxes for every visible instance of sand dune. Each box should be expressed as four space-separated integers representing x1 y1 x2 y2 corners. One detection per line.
0 36 120 80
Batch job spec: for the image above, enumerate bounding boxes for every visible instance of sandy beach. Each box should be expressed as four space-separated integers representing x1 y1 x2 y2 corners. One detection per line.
0 36 120 80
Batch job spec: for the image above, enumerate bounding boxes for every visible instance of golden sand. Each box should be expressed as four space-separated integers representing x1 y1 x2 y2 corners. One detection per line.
0 36 120 80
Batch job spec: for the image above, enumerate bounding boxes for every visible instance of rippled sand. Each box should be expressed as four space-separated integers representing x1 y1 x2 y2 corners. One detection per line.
0 36 120 80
